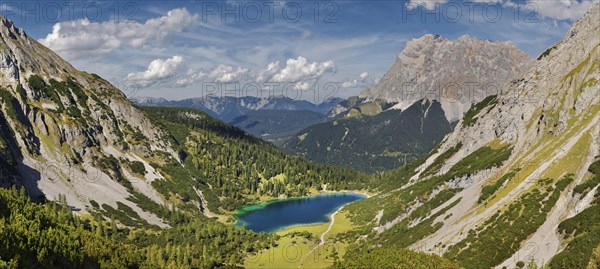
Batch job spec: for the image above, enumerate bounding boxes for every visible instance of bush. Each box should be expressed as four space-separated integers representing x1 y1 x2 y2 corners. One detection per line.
332 247 460 269
478 169 519 204
130 161 146 175
446 175 573 269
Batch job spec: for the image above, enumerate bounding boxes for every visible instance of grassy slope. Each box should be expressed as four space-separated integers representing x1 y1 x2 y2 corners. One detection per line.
244 210 356 269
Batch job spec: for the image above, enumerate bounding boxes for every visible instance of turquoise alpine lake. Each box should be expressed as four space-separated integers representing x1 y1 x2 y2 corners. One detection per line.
234 192 366 233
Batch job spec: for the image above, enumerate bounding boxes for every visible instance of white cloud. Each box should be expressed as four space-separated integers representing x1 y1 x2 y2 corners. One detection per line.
176 56 335 91
360 72 369 80
255 61 281 83
341 72 370 88
207 65 250 83
406 0 448 10
257 56 336 91
267 56 336 83
126 56 185 87
526 0 599 21
405 0 597 20
292 30 312 40
176 65 249 87
40 8 198 58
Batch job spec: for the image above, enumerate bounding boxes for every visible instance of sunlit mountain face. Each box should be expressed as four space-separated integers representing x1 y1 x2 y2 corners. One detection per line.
0 1 598 268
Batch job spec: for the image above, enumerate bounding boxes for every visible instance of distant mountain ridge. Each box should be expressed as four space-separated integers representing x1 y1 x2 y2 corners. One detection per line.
284 34 530 172
131 95 344 145
131 96 343 122
229 109 325 146
284 100 453 172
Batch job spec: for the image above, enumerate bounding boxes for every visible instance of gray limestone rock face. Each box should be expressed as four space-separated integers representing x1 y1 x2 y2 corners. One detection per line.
359 34 533 121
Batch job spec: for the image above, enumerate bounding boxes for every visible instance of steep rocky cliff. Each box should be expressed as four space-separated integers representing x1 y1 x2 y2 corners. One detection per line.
0 15 175 227
358 34 532 121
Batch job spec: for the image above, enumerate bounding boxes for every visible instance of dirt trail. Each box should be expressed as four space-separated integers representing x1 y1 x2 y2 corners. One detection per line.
298 206 343 267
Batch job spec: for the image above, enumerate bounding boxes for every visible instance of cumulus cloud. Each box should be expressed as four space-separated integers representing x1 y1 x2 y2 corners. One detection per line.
406 0 448 10
255 61 281 83
406 0 597 20
527 0 599 21
175 56 335 90
341 72 370 88
255 56 336 91
126 56 186 87
265 57 336 83
176 65 250 87
40 8 198 58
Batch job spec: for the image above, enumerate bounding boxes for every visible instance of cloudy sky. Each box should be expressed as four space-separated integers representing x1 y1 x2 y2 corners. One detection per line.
2 0 598 102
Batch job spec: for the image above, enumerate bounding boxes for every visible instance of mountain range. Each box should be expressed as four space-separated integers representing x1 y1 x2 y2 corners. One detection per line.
131 95 342 144
0 2 599 268
338 4 600 268
284 35 531 172
0 13 371 268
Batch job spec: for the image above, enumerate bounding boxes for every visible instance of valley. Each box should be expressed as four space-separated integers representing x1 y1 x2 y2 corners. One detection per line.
1 2 600 269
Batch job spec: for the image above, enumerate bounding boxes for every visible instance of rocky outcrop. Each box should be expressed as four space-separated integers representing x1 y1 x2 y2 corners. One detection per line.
0 14 174 227
402 4 599 267
359 34 532 121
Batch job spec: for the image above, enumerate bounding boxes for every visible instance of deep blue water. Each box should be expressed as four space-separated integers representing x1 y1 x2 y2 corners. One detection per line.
235 193 366 233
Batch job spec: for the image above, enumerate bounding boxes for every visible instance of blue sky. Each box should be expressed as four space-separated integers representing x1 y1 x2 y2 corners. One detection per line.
1 0 597 101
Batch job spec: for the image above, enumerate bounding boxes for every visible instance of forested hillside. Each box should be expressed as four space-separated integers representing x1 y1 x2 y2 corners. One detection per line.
229 109 325 146
0 186 274 268
284 100 452 172
141 106 369 212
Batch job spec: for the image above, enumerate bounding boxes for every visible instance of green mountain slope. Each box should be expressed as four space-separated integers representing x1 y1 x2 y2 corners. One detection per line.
229 109 325 146
331 3 600 269
0 185 274 268
140 106 367 212
284 100 453 172
0 14 371 268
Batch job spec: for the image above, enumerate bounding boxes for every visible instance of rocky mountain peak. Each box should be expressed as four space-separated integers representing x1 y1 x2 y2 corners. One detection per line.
428 1 599 171
359 34 532 121
0 15 174 226
0 15 79 86
406 3 599 265
1 15 26 38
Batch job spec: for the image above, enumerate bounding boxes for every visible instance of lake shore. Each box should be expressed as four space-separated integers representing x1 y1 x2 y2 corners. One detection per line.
318 189 373 198
234 191 367 232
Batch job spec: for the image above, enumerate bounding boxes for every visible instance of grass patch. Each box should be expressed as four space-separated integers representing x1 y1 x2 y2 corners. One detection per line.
574 158 600 196
462 95 497 127
550 159 600 268
537 44 557 60
421 142 462 177
478 169 519 204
